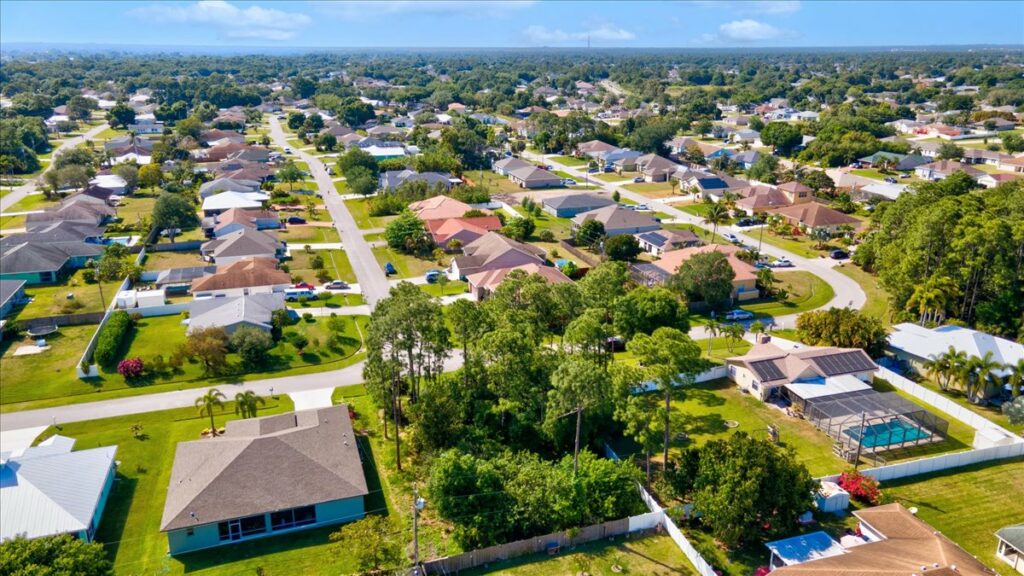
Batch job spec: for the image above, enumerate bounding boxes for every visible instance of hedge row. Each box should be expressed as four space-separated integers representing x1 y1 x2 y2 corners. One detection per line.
93 311 133 367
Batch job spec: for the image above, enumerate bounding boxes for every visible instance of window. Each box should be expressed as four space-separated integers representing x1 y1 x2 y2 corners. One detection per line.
186 528 194 537
270 505 317 531
218 514 267 541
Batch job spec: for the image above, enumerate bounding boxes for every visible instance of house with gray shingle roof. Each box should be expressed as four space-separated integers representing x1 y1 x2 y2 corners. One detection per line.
542 193 616 217
571 205 660 238
187 292 286 334
160 405 367 555
200 228 284 265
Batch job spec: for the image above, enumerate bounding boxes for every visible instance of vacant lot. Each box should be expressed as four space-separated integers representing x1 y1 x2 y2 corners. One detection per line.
278 224 341 244
373 246 445 279
550 155 589 167
15 270 122 319
623 181 680 199
344 198 397 229
287 248 356 284
142 250 205 271
463 533 696 575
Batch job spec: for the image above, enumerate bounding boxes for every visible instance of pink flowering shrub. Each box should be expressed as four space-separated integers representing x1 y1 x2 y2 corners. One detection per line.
117 357 145 379
838 470 880 504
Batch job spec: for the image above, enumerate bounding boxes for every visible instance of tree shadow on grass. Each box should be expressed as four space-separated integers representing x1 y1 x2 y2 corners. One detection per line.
96 473 138 564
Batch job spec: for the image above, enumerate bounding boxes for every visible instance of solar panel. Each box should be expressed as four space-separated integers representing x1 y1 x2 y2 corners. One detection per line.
813 351 876 376
750 359 785 382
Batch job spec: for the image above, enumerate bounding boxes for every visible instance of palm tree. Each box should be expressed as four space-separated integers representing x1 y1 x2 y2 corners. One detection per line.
1007 359 1024 398
923 352 953 391
749 320 765 339
234 390 266 419
196 388 227 436
705 318 721 355
724 323 745 353
966 352 1003 403
703 202 730 245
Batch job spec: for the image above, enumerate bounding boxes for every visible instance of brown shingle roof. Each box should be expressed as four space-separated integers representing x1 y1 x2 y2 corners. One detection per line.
769 202 861 228
190 257 290 291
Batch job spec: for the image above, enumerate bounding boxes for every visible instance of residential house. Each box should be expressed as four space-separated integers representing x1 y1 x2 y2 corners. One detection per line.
998 155 1024 174
187 292 286 334
961 148 1009 166
0 278 28 318
160 405 368 555
887 323 1021 392
735 185 793 213
0 435 117 543
634 154 680 182
202 208 281 238
492 158 563 189
0 234 104 284
466 263 571 301
200 228 284 265
910 141 942 158
362 144 408 160
103 135 155 165
366 125 406 139
154 266 216 295
857 151 908 169
769 202 861 233
575 139 619 159
972 117 1016 131
200 129 246 147
775 180 814 204
681 172 746 202
408 195 479 221
199 177 262 200
635 228 701 256
378 170 453 193
25 193 115 228
768 503 992 575
193 142 249 163
653 244 758 302
321 123 355 139
450 232 547 280
914 160 984 181
542 193 616 218
89 173 128 196
731 150 761 170
978 172 1024 189
426 216 503 250
571 206 660 238
996 524 1024 575
731 129 761 146
190 257 291 298
726 341 878 403
214 160 273 182
886 119 925 134
127 114 163 135
201 191 269 217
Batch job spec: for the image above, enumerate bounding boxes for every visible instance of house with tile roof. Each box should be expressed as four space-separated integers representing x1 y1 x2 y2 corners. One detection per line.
0 435 117 543
653 244 759 302
466 263 571 300
190 257 291 297
161 405 367 554
426 216 503 249
202 208 281 238
769 202 861 233
450 232 547 280
408 195 480 221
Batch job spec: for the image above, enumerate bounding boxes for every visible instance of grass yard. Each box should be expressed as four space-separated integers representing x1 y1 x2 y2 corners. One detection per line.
372 246 445 279
333 179 348 194
834 263 893 325
737 271 835 319
94 126 129 140
882 457 1024 573
3 192 57 212
15 270 122 320
30 392 394 576
594 171 634 183
278 224 341 244
419 280 468 298
0 314 367 412
286 292 364 309
0 213 27 229
344 198 396 230
663 222 732 245
141 250 205 271
623 181 681 199
675 202 736 224
286 248 356 284
696 336 753 364
116 193 159 223
468 170 530 194
756 231 839 259
550 155 589 167
463 533 696 575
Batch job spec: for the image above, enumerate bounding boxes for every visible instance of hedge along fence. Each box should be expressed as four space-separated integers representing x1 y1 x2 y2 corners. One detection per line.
92 310 133 367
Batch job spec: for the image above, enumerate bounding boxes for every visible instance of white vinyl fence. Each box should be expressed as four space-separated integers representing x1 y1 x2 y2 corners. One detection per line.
877 366 1014 434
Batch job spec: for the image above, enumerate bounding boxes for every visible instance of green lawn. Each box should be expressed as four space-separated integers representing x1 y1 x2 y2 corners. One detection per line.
910 377 1021 434
286 248 356 284
0 214 27 229
462 533 696 575
333 180 349 194
882 458 1024 573
594 171 634 183
675 202 736 224
623 182 681 199
468 170 530 194
834 263 893 325
0 314 367 412
344 198 396 230
93 126 129 140
286 292 363 309
696 336 753 364
372 246 446 279
419 280 468 298
29 391 395 575
3 192 57 212
663 222 731 245
852 168 926 185
278 224 341 244
116 193 159 223
756 231 839 259
737 271 835 319
15 270 122 319
550 155 589 167
142 250 205 271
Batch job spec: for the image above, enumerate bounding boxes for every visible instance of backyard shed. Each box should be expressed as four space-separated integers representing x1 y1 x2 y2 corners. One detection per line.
815 481 850 514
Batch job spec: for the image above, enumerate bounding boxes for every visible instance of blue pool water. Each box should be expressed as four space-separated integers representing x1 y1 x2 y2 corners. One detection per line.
844 418 930 448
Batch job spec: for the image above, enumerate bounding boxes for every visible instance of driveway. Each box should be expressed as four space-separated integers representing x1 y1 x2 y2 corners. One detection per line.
268 117 390 307
1 122 111 212
523 151 866 328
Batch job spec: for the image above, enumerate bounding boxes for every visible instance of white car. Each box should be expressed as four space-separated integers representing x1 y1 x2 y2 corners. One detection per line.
563 179 578 186
722 233 740 244
724 309 754 321
772 257 794 268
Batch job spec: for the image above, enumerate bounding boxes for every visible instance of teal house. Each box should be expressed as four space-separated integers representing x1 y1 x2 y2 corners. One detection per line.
160 405 368 555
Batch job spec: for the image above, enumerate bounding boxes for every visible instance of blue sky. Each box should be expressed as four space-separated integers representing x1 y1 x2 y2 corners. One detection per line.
1 1 1021 49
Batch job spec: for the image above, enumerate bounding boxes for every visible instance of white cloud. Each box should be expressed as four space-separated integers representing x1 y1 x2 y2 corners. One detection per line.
718 19 785 42
523 24 635 45
317 1 535 20
130 1 310 41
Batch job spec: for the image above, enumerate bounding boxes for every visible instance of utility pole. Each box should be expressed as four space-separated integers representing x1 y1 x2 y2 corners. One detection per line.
412 486 426 574
94 259 106 310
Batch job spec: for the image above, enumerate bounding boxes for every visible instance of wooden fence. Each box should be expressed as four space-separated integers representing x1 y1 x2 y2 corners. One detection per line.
421 513 662 575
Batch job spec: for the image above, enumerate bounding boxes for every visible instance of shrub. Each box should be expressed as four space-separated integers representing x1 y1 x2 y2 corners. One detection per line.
94 311 133 366
290 332 309 352
302 312 314 322
117 357 145 379
538 230 555 242
81 268 96 283
838 470 880 504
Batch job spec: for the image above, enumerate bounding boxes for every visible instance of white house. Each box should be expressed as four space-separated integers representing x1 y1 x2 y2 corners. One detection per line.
888 323 1023 388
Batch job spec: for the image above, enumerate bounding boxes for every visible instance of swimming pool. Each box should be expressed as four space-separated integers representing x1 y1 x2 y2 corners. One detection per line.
843 418 930 448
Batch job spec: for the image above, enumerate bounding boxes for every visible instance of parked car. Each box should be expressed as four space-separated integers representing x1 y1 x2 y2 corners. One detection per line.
284 147 292 154
286 216 307 225
736 218 762 227
900 173 911 179
292 282 315 290
545 165 554 170
327 167 335 175
884 177 897 184
830 249 849 260
848 162 861 169
284 288 317 301
633 176 644 183
424 269 442 283
635 204 650 211
722 232 740 244
724 309 754 321
384 262 397 275
563 179 577 186
324 280 349 290
772 257 794 268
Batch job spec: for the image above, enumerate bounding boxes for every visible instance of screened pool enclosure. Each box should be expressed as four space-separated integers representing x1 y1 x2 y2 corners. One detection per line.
803 390 949 454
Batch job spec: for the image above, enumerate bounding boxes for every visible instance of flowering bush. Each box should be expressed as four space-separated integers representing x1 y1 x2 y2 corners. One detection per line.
838 470 880 504
117 357 145 379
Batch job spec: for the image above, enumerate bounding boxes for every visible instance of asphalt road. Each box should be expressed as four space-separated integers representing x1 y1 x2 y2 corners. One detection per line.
267 116 391 307
1 122 111 212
